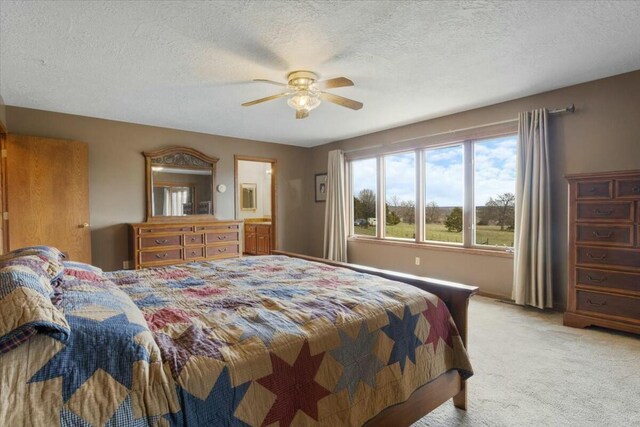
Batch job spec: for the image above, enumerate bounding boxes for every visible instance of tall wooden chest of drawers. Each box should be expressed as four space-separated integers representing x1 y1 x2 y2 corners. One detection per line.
564 170 640 334
130 220 242 269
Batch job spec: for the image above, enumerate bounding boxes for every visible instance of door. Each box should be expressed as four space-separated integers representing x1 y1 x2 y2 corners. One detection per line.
6 135 91 263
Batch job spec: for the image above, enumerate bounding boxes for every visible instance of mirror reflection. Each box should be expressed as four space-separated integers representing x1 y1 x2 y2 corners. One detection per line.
240 183 257 211
151 167 213 217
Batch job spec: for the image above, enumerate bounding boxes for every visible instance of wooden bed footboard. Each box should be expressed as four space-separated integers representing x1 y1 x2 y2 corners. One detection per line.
271 251 478 423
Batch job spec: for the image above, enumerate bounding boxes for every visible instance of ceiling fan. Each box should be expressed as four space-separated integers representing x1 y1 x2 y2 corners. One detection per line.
241 70 363 119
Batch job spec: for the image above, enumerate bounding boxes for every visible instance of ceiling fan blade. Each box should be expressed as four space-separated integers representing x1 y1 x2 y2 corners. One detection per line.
253 79 287 87
241 92 288 107
319 92 363 110
295 109 309 119
314 77 354 90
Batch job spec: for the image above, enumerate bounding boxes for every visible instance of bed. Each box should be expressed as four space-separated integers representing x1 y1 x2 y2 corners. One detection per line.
0 246 477 426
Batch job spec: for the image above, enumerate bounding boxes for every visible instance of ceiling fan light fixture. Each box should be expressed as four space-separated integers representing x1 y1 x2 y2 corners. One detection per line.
287 90 321 115
243 70 362 119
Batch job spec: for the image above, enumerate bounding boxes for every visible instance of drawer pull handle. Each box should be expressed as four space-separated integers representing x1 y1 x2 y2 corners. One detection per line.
586 299 607 307
191 251 198 256
593 209 614 216
586 252 607 260
591 231 613 239
155 253 168 259
586 274 607 283
588 187 596 193
155 239 169 244
633 186 640 193
218 248 227 252
190 237 197 242
218 235 227 240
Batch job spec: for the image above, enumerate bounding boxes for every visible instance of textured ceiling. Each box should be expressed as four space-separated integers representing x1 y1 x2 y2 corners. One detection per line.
1 1 640 147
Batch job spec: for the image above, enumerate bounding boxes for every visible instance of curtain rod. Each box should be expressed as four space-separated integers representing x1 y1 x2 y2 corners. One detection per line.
344 104 575 154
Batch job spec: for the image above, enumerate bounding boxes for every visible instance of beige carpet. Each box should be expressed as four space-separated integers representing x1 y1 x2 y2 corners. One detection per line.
413 296 640 426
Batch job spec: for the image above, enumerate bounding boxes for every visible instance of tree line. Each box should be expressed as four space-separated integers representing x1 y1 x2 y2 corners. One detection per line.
354 189 515 231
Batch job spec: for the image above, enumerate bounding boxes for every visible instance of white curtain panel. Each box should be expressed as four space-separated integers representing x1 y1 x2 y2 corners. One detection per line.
513 109 553 309
323 150 348 262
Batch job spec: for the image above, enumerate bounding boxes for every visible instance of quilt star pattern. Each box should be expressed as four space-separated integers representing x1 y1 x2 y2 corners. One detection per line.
1 255 472 426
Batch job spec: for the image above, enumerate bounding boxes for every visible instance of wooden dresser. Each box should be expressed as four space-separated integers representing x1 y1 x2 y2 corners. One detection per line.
130 220 242 269
564 170 640 334
244 222 272 255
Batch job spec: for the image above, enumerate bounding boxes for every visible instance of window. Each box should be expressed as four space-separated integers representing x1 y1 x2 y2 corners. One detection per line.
348 132 517 253
385 152 416 239
352 158 377 236
474 136 517 247
424 145 464 244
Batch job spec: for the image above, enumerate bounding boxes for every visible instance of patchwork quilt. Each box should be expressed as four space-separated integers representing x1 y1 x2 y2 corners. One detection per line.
0 255 472 427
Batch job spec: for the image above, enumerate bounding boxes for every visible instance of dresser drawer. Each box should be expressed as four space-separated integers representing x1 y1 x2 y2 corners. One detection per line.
138 226 192 234
576 268 640 293
206 232 238 244
615 178 640 199
140 234 182 248
140 248 182 264
206 244 239 258
576 246 640 270
195 224 240 232
576 180 612 199
184 234 204 246
576 224 633 246
576 202 634 222
577 290 640 320
185 247 205 259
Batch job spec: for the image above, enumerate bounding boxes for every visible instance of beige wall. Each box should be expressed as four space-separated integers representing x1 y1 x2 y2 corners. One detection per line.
6 107 311 271
308 70 640 307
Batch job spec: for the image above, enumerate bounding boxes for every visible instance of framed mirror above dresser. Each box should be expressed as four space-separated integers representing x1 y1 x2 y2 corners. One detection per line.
144 146 218 221
129 147 242 269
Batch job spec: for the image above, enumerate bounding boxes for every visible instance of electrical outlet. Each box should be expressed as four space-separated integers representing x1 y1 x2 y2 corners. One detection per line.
415 257 420 266
122 260 130 270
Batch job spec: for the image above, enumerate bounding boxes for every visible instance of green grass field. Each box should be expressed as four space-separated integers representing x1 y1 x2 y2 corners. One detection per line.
354 223 514 247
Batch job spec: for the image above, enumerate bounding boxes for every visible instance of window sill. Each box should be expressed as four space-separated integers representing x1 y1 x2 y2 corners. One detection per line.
348 236 514 259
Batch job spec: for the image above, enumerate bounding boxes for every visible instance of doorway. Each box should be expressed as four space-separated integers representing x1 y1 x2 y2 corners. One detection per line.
234 156 276 254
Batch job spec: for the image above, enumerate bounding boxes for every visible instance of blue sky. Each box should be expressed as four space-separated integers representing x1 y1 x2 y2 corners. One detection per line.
352 135 517 207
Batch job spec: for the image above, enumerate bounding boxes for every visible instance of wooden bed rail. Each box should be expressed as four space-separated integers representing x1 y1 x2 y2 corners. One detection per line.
271 250 478 412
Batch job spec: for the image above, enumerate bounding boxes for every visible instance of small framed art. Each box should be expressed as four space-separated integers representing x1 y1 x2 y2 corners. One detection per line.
315 173 327 202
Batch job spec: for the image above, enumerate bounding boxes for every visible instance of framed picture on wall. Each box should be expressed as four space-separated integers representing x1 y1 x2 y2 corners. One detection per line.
315 173 328 202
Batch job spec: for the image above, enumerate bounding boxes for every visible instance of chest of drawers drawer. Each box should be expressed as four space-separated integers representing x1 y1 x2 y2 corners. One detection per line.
576 268 640 293
576 202 634 222
207 244 239 258
576 290 640 321
576 180 612 199
206 232 239 243
576 246 640 271
185 234 204 246
575 224 633 246
615 179 640 199
140 248 182 264
140 234 182 248
138 226 193 234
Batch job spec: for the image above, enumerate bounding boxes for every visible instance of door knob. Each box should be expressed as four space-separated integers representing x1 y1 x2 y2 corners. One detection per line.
80 223 90 228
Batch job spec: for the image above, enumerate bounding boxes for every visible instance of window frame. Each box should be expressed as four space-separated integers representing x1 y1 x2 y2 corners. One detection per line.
348 132 517 255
